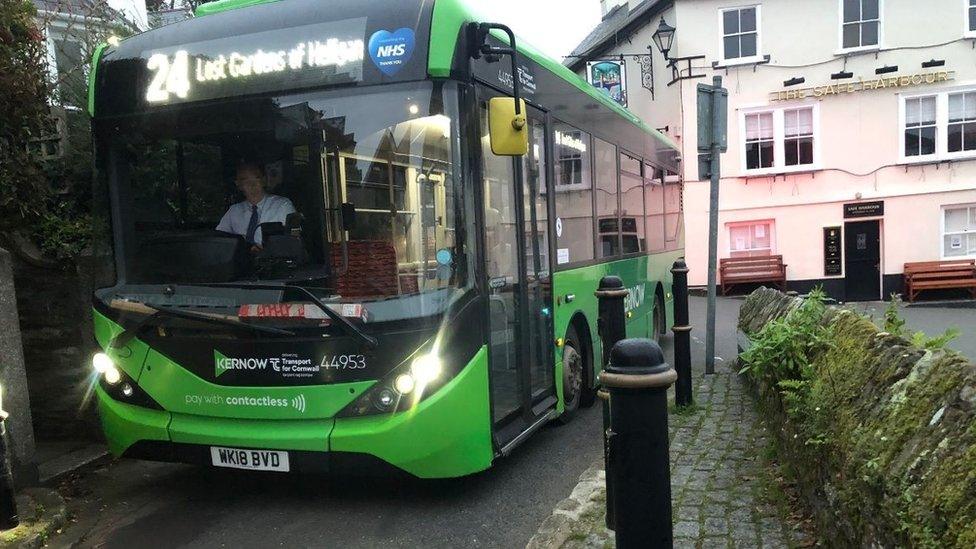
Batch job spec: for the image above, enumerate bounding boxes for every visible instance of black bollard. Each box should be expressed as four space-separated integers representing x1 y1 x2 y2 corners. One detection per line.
0 399 18 530
595 276 629 531
603 339 677 548
671 260 693 407
595 275 629 367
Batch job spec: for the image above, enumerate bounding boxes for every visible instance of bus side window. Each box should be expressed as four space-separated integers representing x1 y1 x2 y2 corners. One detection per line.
593 138 618 259
552 122 594 266
619 153 644 255
645 163 666 253
664 168 683 250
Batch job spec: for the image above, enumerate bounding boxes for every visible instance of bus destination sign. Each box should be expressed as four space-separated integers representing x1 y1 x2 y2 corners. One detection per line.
141 18 367 106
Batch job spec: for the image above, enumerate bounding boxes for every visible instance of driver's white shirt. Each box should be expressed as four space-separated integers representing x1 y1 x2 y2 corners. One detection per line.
215 194 296 245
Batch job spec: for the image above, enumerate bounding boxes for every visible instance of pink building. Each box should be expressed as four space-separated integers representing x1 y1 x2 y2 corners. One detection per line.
571 0 976 300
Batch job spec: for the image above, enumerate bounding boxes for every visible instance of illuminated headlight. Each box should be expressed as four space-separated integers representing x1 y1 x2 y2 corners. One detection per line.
92 352 114 374
337 351 455 418
394 374 416 395
410 354 442 384
103 365 122 385
93 352 122 385
94 355 163 410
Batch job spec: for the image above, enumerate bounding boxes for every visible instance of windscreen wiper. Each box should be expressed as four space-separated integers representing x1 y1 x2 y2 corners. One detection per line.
108 300 295 349
170 283 378 349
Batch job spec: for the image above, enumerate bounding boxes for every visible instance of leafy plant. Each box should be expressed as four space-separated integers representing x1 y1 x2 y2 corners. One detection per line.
884 293 908 336
882 294 959 350
739 288 831 381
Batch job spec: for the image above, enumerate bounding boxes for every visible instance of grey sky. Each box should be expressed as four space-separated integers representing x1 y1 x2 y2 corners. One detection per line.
473 0 602 60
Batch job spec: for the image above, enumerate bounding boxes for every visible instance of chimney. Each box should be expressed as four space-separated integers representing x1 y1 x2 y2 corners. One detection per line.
600 0 629 20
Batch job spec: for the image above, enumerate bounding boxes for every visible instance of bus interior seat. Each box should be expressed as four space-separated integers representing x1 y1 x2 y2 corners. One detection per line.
330 240 400 299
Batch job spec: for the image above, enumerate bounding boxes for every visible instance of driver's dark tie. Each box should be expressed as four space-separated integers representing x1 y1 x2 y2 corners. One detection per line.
245 204 260 244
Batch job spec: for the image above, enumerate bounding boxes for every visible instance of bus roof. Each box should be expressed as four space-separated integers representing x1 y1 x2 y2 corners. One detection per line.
191 0 676 150
91 0 676 152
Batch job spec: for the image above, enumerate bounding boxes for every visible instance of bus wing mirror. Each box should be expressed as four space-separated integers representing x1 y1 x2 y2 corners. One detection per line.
341 202 357 231
488 97 528 156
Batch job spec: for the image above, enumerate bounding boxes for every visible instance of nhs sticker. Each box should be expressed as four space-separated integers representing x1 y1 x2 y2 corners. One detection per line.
368 28 415 76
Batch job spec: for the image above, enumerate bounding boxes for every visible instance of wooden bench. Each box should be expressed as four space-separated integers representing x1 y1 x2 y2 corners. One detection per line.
720 255 787 295
903 260 976 302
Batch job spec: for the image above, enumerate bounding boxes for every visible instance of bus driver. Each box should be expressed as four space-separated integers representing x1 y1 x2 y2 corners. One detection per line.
216 161 296 249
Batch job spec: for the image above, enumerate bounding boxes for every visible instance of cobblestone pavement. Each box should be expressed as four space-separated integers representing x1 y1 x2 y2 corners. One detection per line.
528 297 810 548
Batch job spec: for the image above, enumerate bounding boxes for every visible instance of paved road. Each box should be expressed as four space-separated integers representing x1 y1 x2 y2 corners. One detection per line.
53 297 744 549
57 409 602 548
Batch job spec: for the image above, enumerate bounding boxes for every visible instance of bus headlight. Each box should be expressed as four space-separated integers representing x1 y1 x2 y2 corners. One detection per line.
93 352 122 385
410 354 442 384
93 352 163 410
394 374 416 395
337 351 453 418
104 365 122 385
92 352 114 374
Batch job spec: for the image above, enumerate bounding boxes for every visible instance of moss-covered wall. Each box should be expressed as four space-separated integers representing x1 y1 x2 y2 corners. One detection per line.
738 288 976 548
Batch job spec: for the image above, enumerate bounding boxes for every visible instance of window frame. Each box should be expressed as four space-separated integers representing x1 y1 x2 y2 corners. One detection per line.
726 219 776 258
941 203 976 260
738 103 821 176
551 118 598 267
899 86 976 164
966 0 976 38
553 127 592 192
838 0 883 54
718 5 763 65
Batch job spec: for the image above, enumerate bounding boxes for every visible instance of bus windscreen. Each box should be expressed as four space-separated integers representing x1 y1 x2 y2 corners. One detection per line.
103 81 469 321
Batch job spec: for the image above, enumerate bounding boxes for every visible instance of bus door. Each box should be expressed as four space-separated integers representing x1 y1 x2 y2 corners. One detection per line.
480 96 556 449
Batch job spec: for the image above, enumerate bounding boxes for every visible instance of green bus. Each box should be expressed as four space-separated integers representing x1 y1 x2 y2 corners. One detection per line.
87 0 684 478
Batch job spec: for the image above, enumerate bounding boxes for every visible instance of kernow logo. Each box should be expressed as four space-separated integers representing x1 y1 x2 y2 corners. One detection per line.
214 350 268 378
214 350 319 379
624 283 646 313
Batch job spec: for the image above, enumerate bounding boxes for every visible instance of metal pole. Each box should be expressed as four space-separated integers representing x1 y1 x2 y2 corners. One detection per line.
603 339 677 548
671 260 693 406
705 75 723 375
597 388 613 529
594 275 628 531
0 400 19 530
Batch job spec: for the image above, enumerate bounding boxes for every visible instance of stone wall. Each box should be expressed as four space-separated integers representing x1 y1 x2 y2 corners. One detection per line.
11 254 108 443
0 249 38 486
738 287 976 547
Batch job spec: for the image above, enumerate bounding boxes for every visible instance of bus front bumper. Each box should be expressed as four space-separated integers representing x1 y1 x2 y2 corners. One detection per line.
95 348 494 478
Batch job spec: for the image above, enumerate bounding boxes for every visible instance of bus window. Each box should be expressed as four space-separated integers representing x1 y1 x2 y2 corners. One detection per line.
594 138 619 258
664 168 684 250
645 163 666 252
619 153 645 255
553 122 594 265
110 82 468 319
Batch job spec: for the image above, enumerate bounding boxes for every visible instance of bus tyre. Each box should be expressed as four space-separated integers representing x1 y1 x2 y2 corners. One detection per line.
652 293 665 343
557 325 584 424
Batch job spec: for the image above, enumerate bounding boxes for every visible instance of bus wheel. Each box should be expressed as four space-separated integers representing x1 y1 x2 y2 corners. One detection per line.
557 324 584 424
652 292 666 343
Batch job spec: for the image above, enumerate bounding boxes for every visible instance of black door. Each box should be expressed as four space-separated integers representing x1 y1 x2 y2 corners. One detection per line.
844 220 881 301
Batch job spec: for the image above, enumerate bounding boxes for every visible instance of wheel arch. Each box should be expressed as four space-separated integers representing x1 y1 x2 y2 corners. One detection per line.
566 311 596 391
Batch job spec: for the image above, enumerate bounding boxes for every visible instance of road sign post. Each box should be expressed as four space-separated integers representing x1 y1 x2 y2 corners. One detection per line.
696 76 728 376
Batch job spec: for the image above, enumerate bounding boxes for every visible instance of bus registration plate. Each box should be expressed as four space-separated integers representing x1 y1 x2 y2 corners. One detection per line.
210 446 290 472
